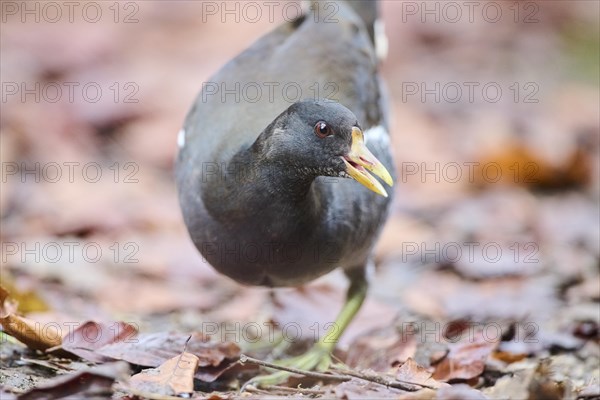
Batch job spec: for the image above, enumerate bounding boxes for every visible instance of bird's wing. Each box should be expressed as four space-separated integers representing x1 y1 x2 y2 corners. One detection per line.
180 1 384 166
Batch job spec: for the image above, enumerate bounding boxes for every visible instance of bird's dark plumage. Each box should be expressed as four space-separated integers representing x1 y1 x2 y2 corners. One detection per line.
176 1 394 288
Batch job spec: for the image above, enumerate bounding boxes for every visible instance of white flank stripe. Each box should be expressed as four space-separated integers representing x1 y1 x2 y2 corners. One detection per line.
177 128 186 149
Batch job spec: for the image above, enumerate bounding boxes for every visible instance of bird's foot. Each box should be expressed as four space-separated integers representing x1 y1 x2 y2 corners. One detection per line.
242 271 368 391
242 343 332 389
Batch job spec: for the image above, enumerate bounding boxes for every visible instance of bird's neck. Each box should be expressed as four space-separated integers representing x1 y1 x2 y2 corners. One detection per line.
202 143 323 231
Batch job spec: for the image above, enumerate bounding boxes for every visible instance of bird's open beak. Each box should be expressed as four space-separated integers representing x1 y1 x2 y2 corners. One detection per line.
341 127 394 197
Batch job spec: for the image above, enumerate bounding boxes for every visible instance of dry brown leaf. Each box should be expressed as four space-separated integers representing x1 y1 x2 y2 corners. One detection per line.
402 270 558 322
0 276 49 314
60 321 138 362
432 330 499 382
17 361 130 400
472 139 592 190
96 331 239 382
98 331 238 366
0 286 62 351
346 325 418 372
396 358 448 390
129 352 199 397
492 350 528 364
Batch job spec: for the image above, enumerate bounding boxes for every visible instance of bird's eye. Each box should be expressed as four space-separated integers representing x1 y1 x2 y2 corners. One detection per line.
314 121 333 138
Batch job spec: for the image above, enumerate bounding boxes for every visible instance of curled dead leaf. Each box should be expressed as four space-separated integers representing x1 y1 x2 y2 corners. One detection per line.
492 350 528 364
0 286 62 351
60 321 139 362
396 358 448 390
129 352 199 397
346 325 418 372
97 331 240 382
472 141 592 190
433 330 499 382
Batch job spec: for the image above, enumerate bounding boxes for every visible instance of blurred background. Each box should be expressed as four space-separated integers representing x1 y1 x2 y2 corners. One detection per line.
1 0 599 396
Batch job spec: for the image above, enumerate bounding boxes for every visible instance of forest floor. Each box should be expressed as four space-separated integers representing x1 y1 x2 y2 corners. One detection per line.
1 1 599 399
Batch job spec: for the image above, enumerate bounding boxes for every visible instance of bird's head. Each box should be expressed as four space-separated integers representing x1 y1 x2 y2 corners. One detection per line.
257 99 393 197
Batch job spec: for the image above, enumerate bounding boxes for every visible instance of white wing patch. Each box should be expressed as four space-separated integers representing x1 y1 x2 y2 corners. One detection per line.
177 128 186 149
374 19 388 61
364 125 388 146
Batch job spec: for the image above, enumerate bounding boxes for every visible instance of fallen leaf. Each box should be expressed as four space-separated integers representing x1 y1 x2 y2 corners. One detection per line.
472 140 592 190
98 331 238 366
194 359 245 383
129 352 199 397
346 325 418 372
97 331 239 382
0 286 62 351
17 361 130 400
396 358 448 390
492 350 528 364
0 276 49 314
403 270 559 322
433 330 499 381
61 321 138 363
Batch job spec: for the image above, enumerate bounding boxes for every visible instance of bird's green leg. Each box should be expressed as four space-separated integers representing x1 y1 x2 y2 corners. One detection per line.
243 270 367 389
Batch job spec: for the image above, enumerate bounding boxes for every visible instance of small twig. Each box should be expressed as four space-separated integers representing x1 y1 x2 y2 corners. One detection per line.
330 353 346 365
239 354 350 382
243 384 325 397
45 344 63 352
2 385 25 394
333 366 435 391
242 386 275 395
19 357 74 372
183 335 192 352
264 385 325 395
239 354 436 392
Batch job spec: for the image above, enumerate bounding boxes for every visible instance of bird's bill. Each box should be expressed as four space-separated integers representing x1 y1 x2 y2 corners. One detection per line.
342 127 394 197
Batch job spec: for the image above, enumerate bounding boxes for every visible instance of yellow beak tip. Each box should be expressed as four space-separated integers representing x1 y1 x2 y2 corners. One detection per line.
345 128 394 197
381 173 394 188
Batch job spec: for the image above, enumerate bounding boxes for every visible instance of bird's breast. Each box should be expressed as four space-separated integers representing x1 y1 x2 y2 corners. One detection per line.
197 225 343 287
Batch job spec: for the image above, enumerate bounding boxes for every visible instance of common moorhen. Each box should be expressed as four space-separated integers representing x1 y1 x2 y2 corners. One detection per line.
176 0 394 387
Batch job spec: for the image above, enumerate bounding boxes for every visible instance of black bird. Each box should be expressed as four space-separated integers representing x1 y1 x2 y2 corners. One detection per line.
176 0 394 386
